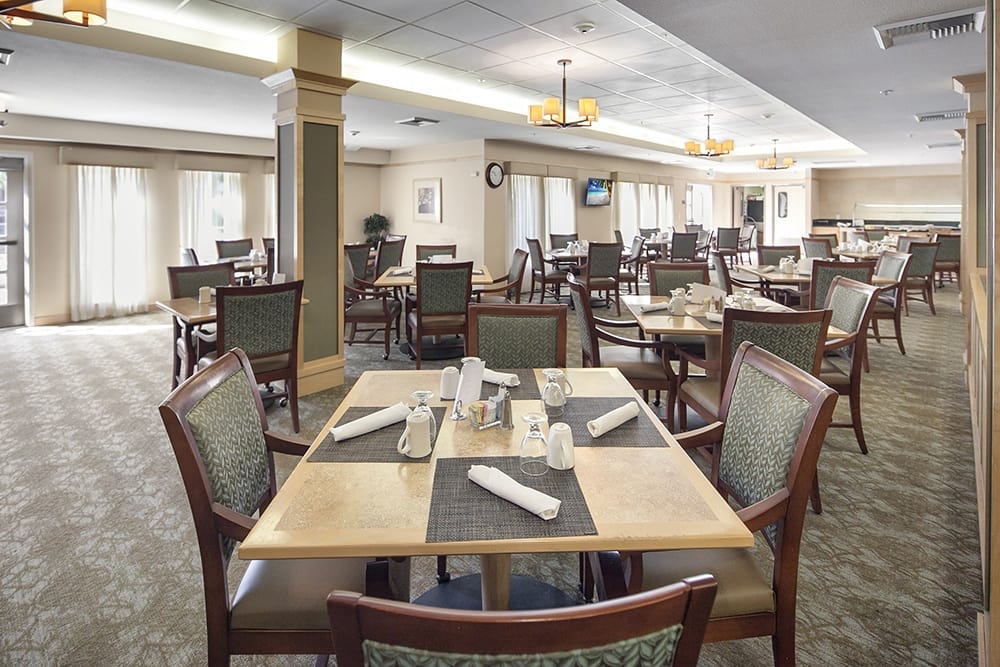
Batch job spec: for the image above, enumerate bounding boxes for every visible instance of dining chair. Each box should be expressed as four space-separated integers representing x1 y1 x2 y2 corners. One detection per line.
328 575 718 667
589 342 838 667
415 243 457 262
902 241 940 315
261 237 275 282
866 228 888 242
474 248 528 304
216 237 253 259
710 251 760 295
372 237 406 281
807 258 875 310
648 261 709 296
613 228 624 247
932 233 960 286
870 251 913 356
669 232 699 261
715 227 740 267
197 280 304 432
343 256 401 360
467 302 568 369
736 224 756 265
549 232 578 251
756 245 805 304
526 238 570 304
684 223 703 233
580 241 624 315
166 263 235 388
694 229 712 261
160 348 379 667
180 246 200 266
343 241 372 286
802 236 834 259
618 235 646 294
406 261 473 369
675 307 831 433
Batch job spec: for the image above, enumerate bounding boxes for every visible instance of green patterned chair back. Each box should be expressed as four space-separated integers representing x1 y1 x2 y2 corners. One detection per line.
416 263 472 316
344 243 371 283
526 238 545 274
216 238 253 259
586 242 622 279
613 229 624 246
549 233 578 251
723 310 829 390
669 232 698 261
416 244 457 261
866 228 887 242
825 279 873 335
757 245 800 265
906 242 939 278
802 237 833 259
180 247 199 266
375 238 406 277
649 262 709 296
710 252 733 293
935 234 960 262
506 249 529 297
168 264 234 299
470 304 566 369
567 277 598 366
716 227 740 251
809 259 874 310
684 224 703 233
639 227 659 238
217 281 303 359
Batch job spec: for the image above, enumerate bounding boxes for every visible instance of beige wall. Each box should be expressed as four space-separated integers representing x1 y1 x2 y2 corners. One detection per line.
813 165 962 219
344 163 382 243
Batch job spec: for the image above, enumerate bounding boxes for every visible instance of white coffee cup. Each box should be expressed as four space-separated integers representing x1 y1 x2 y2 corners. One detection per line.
397 411 432 458
541 368 573 396
440 366 460 400
547 422 575 470
198 286 211 303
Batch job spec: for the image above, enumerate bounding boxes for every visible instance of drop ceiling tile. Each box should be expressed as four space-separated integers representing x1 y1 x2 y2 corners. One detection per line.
369 25 466 58
295 2 404 42
175 0 286 36
208 0 325 21
343 43 418 68
530 6 636 44
578 28 669 60
674 76 732 96
617 47 700 75
601 1 653 28
337 0 463 23
417 3 521 43
470 0 594 26
519 49 625 82
118 0 198 15
476 27 569 59
429 45 510 70
398 59 468 80
627 86 687 103
594 72 663 94
479 60 550 83
702 87 759 102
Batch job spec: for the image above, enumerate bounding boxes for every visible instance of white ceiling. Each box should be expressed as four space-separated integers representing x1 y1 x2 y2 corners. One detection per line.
0 0 985 170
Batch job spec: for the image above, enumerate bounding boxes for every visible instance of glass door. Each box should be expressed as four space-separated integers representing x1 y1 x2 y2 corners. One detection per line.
0 160 24 327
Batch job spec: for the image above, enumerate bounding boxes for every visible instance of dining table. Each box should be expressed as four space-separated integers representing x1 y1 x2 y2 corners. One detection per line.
373 265 494 289
238 367 753 611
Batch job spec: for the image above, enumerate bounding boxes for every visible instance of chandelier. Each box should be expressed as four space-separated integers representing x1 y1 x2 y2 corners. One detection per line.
1 0 106 27
528 59 598 129
684 113 733 157
757 139 795 170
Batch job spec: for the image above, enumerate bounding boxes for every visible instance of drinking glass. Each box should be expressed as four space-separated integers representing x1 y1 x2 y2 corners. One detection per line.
411 390 436 444
519 413 548 476
541 369 566 419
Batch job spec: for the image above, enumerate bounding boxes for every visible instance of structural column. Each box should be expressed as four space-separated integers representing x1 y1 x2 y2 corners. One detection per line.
264 31 355 394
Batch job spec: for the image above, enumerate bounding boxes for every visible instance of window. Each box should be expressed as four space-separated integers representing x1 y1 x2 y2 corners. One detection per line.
508 174 543 254
686 183 714 229
543 177 575 236
615 182 672 241
179 170 246 262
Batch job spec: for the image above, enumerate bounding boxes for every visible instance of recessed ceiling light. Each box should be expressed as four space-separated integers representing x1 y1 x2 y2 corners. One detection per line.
914 109 966 122
574 22 596 35
395 117 440 127
572 145 599 151
0 48 13 66
879 89 893 96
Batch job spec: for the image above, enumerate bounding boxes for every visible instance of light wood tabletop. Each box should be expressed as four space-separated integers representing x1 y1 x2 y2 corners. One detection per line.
155 296 218 326
373 265 494 288
239 368 753 609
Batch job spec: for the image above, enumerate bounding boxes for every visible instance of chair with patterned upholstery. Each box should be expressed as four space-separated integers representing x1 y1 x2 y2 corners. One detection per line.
180 247 200 266
344 242 372 286
406 262 473 369
590 342 838 667
675 307 831 433
669 232 698 262
329 575 717 667
694 229 712 261
415 244 457 262
467 302 567 368
802 236 834 259
715 227 740 267
896 234 929 253
261 237 276 283
216 238 253 259
807 258 875 310
711 251 760 296
756 245 804 304
932 233 960 287
618 235 646 294
343 256 401 360
684 223 703 234
526 238 570 304
579 241 624 315
902 241 940 315
869 251 913 356
166 263 235 388
549 232 578 251
736 224 755 265
474 249 528 304
197 280 304 432
160 348 378 667
648 261 709 297
866 228 888 242
372 237 406 283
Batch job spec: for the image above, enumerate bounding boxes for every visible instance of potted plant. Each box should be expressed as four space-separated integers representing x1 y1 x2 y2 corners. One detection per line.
363 213 390 246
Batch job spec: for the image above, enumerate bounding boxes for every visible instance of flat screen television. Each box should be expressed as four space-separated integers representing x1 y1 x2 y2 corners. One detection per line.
585 178 612 206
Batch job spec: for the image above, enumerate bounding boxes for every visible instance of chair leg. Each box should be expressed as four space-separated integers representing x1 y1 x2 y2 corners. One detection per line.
528 277 537 304
810 472 822 514
288 376 300 433
382 321 391 360
579 552 595 603
871 319 882 343
436 555 451 583
894 313 906 355
926 280 936 315
850 389 867 454
677 398 688 431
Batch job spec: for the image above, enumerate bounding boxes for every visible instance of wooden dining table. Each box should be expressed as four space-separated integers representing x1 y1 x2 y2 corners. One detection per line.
238 367 753 610
373 265 494 289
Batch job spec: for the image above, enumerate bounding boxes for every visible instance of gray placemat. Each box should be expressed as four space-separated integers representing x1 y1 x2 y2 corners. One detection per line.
557 397 667 447
309 406 447 463
479 369 541 401
425 456 597 543
688 311 723 331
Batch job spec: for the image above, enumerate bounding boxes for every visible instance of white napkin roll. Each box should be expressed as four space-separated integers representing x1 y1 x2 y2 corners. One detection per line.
472 268 485 275
639 301 673 313
763 305 791 313
705 311 724 323
689 282 726 303
467 465 561 520
483 368 520 386
587 401 641 438
390 267 413 276
331 402 411 442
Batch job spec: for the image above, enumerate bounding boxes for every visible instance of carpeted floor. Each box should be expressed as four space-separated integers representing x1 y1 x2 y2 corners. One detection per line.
0 282 980 666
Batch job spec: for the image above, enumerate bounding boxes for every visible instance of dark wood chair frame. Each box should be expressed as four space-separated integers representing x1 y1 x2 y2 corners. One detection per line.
474 248 529 304
466 302 568 368
715 227 740 267
932 233 961 287
869 251 913 356
711 251 760 295
526 238 569 304
579 241 624 315
902 241 940 315
618 235 646 295
549 232 579 251
415 244 457 261
216 237 254 259
669 232 699 262
806 259 876 310
647 261 710 296
801 236 834 259
344 273 401 361
180 246 200 266
405 261 473 369
166 263 235 388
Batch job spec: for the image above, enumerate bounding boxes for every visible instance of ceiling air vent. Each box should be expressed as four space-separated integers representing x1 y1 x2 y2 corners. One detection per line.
395 117 439 127
914 109 966 122
874 7 985 49
926 141 962 149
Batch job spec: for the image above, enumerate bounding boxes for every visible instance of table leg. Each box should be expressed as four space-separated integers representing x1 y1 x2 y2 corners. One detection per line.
479 553 512 610
183 322 197 381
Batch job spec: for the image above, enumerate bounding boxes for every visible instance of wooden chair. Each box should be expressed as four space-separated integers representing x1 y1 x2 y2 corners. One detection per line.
638 226 660 238
902 241 940 315
736 224 755 264
896 234 928 253
710 251 760 295
166 263 235 388
180 246 199 266
406 261 473 369
807 259 875 310
694 229 712 261
261 237 275 283
467 302 568 370
870 251 913 356
328 576 718 667
669 232 699 261
866 228 888 242
526 238 569 304
159 349 377 667
932 233 960 286
216 238 253 259
756 245 804 305
343 256 401 360
579 241 624 315
648 261 709 296
802 236 834 259
567 274 679 430
590 342 838 667
343 241 372 286
372 237 406 281
197 280 304 432
618 235 646 294
549 232 578 251
474 248 528 304
715 227 740 267
684 223 703 233
675 307 831 432
415 244 457 262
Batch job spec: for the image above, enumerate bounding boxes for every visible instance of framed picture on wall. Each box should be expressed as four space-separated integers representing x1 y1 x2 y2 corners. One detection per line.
414 178 441 223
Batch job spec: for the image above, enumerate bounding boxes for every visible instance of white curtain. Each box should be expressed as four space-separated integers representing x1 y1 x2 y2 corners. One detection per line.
70 166 149 321
179 170 246 262
508 174 543 254
688 183 714 229
543 177 576 237
658 184 673 230
638 183 658 230
613 181 639 241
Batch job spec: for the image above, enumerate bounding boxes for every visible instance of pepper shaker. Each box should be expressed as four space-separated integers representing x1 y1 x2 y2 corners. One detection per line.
499 383 514 430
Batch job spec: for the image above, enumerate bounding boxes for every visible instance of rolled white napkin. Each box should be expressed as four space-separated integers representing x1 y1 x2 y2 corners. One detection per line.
763 304 790 313
639 301 673 313
472 268 485 275
587 401 641 437
689 282 726 303
331 402 411 442
483 368 520 386
390 267 413 276
467 465 560 520
705 311 724 323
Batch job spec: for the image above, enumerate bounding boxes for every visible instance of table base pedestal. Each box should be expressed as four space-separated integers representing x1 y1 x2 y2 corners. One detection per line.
412 574 579 611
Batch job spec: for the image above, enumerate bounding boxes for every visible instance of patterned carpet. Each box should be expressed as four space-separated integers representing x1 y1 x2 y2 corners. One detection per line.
0 283 979 666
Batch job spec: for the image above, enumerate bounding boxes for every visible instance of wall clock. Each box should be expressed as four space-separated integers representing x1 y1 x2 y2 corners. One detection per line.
485 162 505 188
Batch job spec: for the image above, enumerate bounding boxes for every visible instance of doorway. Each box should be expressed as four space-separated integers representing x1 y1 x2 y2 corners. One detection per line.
0 158 24 327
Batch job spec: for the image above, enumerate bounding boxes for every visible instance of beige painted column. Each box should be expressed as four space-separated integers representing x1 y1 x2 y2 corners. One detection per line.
263 31 355 395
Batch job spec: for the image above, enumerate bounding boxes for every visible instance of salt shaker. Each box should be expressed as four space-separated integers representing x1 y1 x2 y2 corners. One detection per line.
498 383 514 430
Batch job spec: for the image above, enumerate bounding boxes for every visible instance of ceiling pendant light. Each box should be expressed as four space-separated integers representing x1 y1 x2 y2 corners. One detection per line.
757 139 795 170
684 113 734 157
3 3 33 26
527 59 598 129
64 0 107 26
